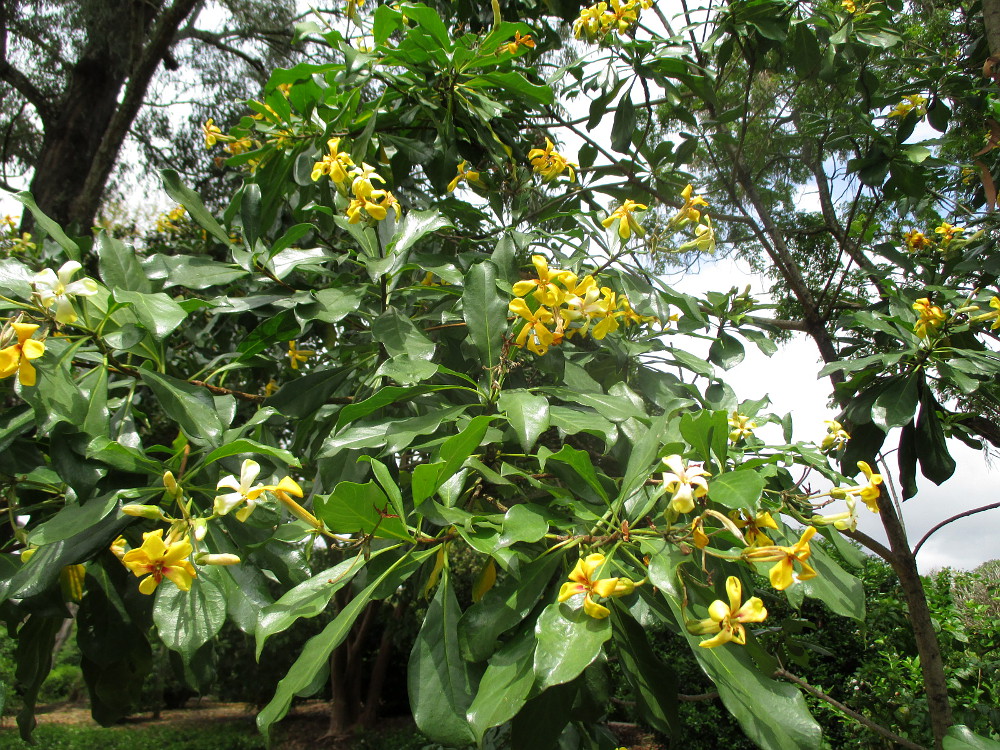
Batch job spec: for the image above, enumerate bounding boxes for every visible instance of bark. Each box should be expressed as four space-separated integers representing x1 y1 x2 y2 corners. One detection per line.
984 0 1000 59
356 599 407 728
12 0 199 231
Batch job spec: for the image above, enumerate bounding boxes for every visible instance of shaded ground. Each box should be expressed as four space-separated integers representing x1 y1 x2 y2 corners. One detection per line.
11 701 662 749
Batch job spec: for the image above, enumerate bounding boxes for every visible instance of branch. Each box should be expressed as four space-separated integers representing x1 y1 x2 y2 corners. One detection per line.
0 4 54 125
842 528 894 564
913 502 1000 558
178 29 268 75
775 668 929 750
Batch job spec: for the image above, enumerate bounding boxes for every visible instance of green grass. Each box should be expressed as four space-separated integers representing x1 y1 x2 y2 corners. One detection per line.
0 723 265 750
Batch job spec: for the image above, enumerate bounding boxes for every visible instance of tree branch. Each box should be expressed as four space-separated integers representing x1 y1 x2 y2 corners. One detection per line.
912 502 1000 558
178 29 269 75
0 4 54 125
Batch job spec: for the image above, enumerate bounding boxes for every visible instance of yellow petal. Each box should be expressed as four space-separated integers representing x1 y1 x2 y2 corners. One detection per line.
582 595 610 619
769 559 794 590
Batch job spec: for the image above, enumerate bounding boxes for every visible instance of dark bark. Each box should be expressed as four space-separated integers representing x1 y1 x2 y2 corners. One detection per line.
15 0 199 232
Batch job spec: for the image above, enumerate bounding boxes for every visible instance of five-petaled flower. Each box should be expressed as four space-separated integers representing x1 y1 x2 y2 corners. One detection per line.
731 510 778 547
528 138 577 183
121 529 197 595
843 460 883 513
602 199 647 240
447 160 481 193
742 526 818 591
287 340 315 369
0 322 45 386
203 119 224 149
728 412 757 442
661 454 710 514
32 261 99 325
499 31 535 55
215 458 271 521
687 576 768 648
671 184 710 226
887 94 928 119
821 419 851 452
912 297 946 339
510 297 556 355
557 553 631 619
934 222 964 244
903 230 933 252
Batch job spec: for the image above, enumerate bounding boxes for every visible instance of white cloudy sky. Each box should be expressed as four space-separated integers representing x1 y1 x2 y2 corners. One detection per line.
671 255 999 573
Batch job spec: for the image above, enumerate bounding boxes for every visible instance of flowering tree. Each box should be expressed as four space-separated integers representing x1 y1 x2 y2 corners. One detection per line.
0 1 998 749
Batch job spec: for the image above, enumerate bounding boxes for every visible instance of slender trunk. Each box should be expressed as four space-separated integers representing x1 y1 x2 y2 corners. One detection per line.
357 599 406 728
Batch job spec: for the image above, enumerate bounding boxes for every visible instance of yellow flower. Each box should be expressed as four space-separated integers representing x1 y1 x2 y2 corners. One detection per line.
121 529 197 595
512 255 574 303
557 553 628 619
661 454 710 514
447 160 481 192
934 222 964 244
509 297 556 355
742 526 818 591
270 476 321 527
288 340 315 369
214 458 271 521
602 199 647 240
887 94 928 118
690 516 709 549
203 119 224 149
912 297 946 339
903 230 933 251
264 378 279 397
617 295 658 327
498 31 535 55
841 0 856 12
677 217 716 253
730 510 778 547
527 138 577 183
728 412 757 442
687 576 768 648
224 136 255 156
0 322 45 386
311 137 356 188
110 536 128 560
671 184 710 226
971 296 1000 330
847 460 883 513
821 419 851 452
573 3 608 40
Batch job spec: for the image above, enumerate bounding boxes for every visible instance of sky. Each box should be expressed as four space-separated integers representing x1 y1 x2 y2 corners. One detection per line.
671 254 999 573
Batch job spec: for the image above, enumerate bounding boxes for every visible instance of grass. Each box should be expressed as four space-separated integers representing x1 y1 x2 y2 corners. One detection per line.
0 723 265 750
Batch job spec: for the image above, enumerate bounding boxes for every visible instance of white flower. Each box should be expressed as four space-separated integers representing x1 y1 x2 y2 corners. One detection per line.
214 459 270 521
32 261 99 324
661 454 710 514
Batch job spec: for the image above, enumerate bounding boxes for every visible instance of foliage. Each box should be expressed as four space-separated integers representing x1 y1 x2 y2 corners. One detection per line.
0 723 265 750
0 0 999 749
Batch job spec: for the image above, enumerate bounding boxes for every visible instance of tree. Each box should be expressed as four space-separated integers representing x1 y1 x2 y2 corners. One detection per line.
0 0 297 231
0 1 998 749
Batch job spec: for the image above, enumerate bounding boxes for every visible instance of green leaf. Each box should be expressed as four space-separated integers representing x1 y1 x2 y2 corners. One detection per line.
797 533 865 620
235 308 299 360
154 566 227 659
498 504 549 547
680 410 728 466
944 726 1000 750
298 286 365 324
204 438 300 468
387 208 452 255
546 389 646 422
499 389 550 451
916 390 956 484
240 183 262 249
709 469 765 512
97 231 150 292
411 415 492 505
255 552 370 656
643 539 822 749
533 602 611 689
160 169 233 247
611 609 679 735
112 289 187 340
409 569 479 747
257 548 432 738
466 630 536 744
337 385 432 429
464 71 553 105
140 370 227 447
372 307 435 360
611 91 636 153
463 261 507 374
266 366 349 418
545 444 609 503
871 374 919 431
458 553 562 662
13 192 79 259
145 254 248 289
26 492 120 546
15 615 62 741
315 481 410 540
708 332 745 370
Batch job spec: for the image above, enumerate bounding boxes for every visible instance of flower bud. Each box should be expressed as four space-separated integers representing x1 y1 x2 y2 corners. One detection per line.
121 504 165 520
191 517 208 542
194 553 241 566
163 471 181 498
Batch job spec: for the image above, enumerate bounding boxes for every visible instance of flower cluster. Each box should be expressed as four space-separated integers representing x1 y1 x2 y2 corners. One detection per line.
887 94 928 119
670 184 716 253
508 255 658 355
155 205 187 233
821 419 850 452
528 138 576 183
903 222 965 252
912 297 946 339
573 0 652 42
311 138 401 224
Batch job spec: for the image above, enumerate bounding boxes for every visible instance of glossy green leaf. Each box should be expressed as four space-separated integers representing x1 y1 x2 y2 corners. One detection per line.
944 726 1000 750
463 261 507 374
204 438 300 468
97 231 150 292
112 289 187 340
466 630 536 744
315 481 410 540
871 374 919 431
533 602 611 689
709 469 765 512
916 390 956 484
14 614 62 741
499 389 550 451
409 569 478 747
13 192 80 259
153 565 227 659
145 254 248 289
411 415 492 505
498 504 549 547
545 444 609 503
372 307 435 360
709 332 746 370
611 609 679 735
140 370 226 447
160 169 233 247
